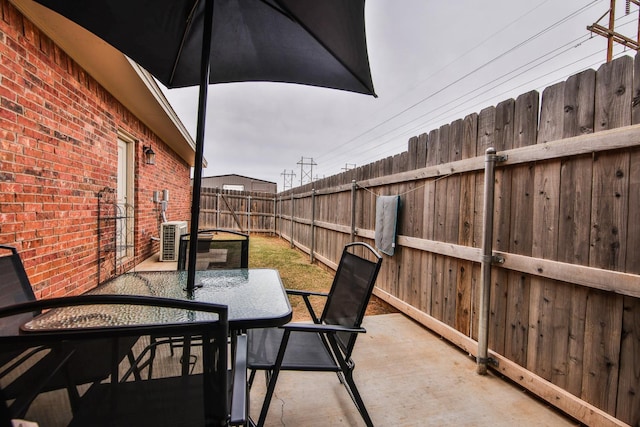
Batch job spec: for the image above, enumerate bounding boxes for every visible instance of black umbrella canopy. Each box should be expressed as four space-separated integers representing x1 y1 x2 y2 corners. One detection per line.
34 0 376 290
33 0 376 95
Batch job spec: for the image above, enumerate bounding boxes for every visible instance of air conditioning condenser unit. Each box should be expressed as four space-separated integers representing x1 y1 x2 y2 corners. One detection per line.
159 221 188 261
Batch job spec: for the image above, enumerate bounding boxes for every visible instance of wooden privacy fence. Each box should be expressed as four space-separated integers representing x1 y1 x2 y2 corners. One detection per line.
268 55 640 427
198 187 276 233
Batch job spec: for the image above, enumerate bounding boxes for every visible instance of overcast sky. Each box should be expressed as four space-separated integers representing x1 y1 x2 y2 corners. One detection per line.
160 0 632 192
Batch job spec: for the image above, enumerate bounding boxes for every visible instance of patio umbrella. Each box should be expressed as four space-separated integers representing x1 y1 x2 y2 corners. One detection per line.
32 0 376 291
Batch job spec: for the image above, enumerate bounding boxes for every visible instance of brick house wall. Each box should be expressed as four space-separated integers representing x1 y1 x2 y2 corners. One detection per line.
0 0 192 298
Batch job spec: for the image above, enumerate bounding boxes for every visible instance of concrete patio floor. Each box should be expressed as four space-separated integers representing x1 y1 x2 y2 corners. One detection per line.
248 312 577 427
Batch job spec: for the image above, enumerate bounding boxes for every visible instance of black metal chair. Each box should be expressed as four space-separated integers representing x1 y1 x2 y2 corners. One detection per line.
0 294 247 426
0 245 140 418
247 242 383 427
155 229 249 370
178 229 249 271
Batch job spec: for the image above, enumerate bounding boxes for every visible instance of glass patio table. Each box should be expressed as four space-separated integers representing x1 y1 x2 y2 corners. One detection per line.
23 269 292 332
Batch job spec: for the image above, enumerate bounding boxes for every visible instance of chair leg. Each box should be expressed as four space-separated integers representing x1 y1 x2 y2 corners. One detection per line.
256 367 280 427
328 337 374 427
248 369 256 388
256 330 291 427
341 369 374 427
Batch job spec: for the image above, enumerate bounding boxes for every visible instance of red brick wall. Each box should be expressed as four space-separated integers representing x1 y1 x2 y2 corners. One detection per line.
0 1 192 298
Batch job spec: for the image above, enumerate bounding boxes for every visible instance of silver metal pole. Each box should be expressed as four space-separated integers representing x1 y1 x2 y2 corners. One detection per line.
216 192 220 228
351 180 357 242
277 196 282 238
311 189 316 263
247 195 252 235
290 192 294 248
477 147 497 375
272 196 276 237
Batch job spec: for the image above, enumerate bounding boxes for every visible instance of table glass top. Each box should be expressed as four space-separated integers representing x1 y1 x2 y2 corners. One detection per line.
23 269 291 331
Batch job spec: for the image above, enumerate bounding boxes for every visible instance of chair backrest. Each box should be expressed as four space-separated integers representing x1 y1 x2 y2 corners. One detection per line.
0 246 140 395
178 229 249 270
0 295 230 426
321 242 382 357
0 245 37 336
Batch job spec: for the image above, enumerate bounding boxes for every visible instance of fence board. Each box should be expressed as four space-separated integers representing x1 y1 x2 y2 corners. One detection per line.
412 134 428 309
456 113 478 336
433 126 448 321
443 121 462 328
528 82 563 381
617 296 640 425
489 99 514 355
418 131 437 315
559 69 596 395
580 56 632 414
615 56 640 425
504 91 537 366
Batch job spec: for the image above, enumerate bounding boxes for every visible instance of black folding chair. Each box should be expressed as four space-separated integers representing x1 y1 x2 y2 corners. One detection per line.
0 295 247 426
0 245 140 418
178 229 249 271
247 242 383 427
150 229 249 372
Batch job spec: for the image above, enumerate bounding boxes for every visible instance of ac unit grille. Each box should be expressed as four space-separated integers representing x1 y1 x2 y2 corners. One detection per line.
159 221 187 261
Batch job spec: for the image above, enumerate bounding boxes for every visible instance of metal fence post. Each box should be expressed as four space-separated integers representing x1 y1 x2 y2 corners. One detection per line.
290 192 294 248
272 196 277 237
311 188 316 263
247 195 251 235
277 196 282 238
216 191 220 228
350 180 357 242
478 147 497 375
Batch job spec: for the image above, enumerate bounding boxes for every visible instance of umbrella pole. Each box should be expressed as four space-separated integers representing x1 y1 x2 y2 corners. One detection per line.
187 0 214 292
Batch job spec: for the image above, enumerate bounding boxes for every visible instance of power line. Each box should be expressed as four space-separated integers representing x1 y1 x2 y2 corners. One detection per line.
320 32 596 172
315 0 603 170
317 2 637 176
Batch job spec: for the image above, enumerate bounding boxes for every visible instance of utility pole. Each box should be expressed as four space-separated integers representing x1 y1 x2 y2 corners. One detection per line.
587 0 640 62
297 157 317 186
281 169 295 191
342 163 356 172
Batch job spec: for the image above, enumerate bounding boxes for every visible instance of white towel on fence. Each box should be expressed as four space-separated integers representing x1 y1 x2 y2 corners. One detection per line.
375 195 400 256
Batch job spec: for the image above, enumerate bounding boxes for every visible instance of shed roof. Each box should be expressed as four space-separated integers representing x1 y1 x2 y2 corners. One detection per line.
202 174 277 185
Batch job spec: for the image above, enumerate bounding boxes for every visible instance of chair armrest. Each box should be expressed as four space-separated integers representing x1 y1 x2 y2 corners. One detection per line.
285 289 328 298
281 322 366 334
284 290 328 324
230 334 247 426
